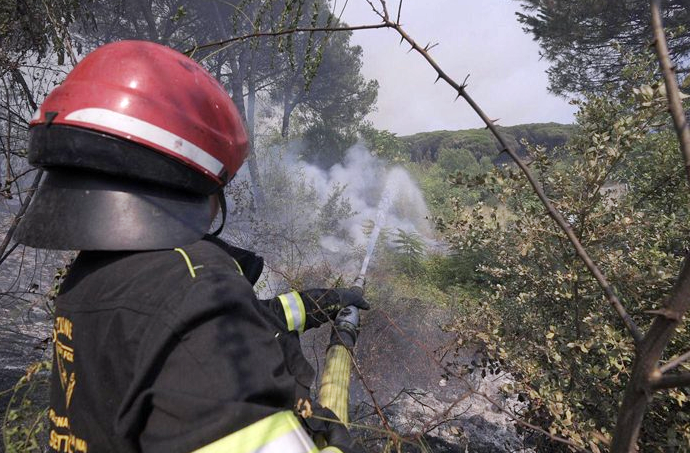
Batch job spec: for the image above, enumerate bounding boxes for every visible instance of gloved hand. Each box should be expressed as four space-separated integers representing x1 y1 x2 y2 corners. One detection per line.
301 405 364 453
300 288 370 329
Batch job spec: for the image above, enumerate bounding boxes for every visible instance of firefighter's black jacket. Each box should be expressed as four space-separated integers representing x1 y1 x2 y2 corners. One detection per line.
47 236 321 453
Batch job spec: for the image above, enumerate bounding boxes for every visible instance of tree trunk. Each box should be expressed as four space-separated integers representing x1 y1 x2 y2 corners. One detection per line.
281 97 292 139
245 69 265 208
610 256 690 451
228 57 247 120
280 71 304 139
211 5 264 210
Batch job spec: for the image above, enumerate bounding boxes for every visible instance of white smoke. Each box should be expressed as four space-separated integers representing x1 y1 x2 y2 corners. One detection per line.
303 142 431 251
225 141 432 293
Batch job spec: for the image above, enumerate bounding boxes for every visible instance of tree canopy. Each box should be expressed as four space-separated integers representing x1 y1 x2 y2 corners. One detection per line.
515 0 690 95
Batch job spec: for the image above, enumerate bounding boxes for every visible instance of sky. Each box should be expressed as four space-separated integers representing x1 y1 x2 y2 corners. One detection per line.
339 0 578 136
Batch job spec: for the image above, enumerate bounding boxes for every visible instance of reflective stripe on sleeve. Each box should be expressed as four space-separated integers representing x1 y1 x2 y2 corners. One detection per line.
192 411 317 453
277 291 306 334
64 108 224 176
320 448 344 453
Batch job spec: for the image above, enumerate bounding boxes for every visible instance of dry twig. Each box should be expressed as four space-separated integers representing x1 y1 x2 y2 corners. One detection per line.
659 349 690 373
650 372 690 390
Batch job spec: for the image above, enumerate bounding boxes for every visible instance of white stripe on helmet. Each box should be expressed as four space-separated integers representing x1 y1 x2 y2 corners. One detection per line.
65 108 223 176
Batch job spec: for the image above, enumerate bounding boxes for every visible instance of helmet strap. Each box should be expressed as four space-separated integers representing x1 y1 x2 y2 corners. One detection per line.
211 191 227 237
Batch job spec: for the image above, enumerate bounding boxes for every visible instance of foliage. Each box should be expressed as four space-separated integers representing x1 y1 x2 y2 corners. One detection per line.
2 361 51 453
515 0 690 96
358 125 408 164
0 0 85 69
437 147 480 176
288 28 379 168
401 122 575 164
443 71 690 450
66 0 376 173
318 183 354 239
225 147 356 290
424 251 488 290
390 229 425 277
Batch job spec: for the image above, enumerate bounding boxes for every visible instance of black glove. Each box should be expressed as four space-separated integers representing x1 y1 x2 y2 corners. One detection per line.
301 406 364 453
300 288 370 329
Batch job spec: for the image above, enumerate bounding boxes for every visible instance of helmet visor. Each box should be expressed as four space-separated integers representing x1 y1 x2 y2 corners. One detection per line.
15 169 212 251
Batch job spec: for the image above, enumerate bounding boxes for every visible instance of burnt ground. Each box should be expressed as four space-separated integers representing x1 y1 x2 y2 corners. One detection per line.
302 298 534 452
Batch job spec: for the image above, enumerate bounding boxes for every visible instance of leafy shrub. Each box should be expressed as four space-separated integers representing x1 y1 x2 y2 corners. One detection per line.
2 361 50 453
443 76 690 451
390 229 426 277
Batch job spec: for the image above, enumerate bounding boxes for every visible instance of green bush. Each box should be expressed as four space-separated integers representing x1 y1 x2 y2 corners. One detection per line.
442 74 690 450
2 362 50 453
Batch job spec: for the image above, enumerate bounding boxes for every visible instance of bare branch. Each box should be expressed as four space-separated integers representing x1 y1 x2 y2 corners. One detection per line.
396 0 403 25
650 372 690 390
10 69 37 111
0 169 43 265
185 23 391 55
609 2 690 450
660 350 690 373
651 0 690 185
378 0 390 21
0 242 19 265
364 0 385 21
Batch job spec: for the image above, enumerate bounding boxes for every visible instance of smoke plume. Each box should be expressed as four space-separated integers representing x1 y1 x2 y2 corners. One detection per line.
225 141 432 293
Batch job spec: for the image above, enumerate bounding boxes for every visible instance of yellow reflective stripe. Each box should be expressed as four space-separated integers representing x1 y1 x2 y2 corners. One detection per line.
278 291 306 333
232 258 244 275
320 448 344 453
174 248 196 278
295 291 306 334
278 293 296 331
192 411 316 453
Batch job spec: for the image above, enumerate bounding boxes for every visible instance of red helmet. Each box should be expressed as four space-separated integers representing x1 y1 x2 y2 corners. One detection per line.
29 40 248 191
16 41 248 250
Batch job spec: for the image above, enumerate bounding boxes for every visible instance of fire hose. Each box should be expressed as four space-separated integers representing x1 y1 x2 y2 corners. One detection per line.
317 184 394 428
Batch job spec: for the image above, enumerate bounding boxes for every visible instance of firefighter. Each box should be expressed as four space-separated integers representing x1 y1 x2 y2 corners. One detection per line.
15 40 368 453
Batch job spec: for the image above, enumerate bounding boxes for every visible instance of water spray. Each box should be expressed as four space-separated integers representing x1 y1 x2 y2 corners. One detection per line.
318 174 396 426
354 181 395 287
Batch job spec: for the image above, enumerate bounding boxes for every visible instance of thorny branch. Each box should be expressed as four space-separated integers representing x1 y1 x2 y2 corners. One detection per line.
190 0 650 448
184 23 391 55
0 0 681 450
651 0 690 185
384 13 644 345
